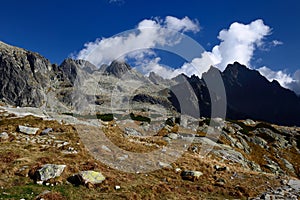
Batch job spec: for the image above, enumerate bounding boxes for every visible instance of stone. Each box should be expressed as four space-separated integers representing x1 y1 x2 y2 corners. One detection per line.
41 128 53 135
78 170 105 184
115 185 121 190
101 145 111 152
248 161 262 172
288 179 300 191
167 133 178 140
175 168 181 173
243 119 256 125
264 164 278 173
18 125 39 135
181 170 203 181
162 136 171 143
281 158 295 172
236 135 251 153
36 164 66 181
281 179 288 185
251 136 268 148
215 178 226 186
235 141 244 150
158 161 172 169
36 181 43 185
214 165 228 171
0 132 9 140
124 127 142 137
193 137 221 148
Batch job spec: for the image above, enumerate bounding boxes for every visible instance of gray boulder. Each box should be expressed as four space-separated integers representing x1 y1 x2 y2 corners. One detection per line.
0 132 9 140
181 170 203 181
36 164 66 181
18 125 39 135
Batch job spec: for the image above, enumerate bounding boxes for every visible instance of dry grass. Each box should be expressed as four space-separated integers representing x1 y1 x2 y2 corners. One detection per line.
0 112 291 199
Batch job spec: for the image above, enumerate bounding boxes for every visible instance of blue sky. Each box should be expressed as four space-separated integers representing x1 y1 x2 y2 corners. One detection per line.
0 0 300 92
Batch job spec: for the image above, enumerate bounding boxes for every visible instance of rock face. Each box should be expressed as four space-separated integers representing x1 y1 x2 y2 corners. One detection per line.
0 41 52 107
1 41 300 126
103 60 131 78
222 62 300 126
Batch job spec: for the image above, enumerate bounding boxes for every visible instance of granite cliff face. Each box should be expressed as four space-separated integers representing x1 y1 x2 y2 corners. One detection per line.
0 41 53 106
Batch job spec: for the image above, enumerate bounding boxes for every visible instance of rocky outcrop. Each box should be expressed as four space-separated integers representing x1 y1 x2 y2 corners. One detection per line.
103 60 131 78
0 41 53 107
35 164 66 182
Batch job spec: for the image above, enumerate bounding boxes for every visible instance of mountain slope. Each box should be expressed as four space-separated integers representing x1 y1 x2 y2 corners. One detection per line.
1 42 300 126
222 62 300 126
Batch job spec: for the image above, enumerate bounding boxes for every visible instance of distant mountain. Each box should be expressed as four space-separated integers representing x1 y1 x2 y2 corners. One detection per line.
222 62 300 126
1 41 300 126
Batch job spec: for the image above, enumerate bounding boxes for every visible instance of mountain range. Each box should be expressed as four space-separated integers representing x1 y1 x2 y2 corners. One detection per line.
1 41 300 126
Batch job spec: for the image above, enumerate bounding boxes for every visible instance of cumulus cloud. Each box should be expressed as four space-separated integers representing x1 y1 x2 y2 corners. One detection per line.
210 19 271 70
257 66 294 88
258 66 300 94
76 16 200 67
165 16 200 33
157 19 271 78
289 70 300 94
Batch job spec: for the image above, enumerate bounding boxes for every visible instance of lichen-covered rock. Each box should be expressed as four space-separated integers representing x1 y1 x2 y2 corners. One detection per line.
78 170 105 185
36 164 66 181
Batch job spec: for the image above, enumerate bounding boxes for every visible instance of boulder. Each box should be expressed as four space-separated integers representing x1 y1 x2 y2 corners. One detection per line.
281 158 295 172
251 136 268 148
41 128 53 135
167 133 178 140
78 170 105 185
181 170 203 181
288 179 300 191
243 119 256 125
36 164 66 181
158 161 172 169
0 132 9 140
18 125 39 135
124 127 142 137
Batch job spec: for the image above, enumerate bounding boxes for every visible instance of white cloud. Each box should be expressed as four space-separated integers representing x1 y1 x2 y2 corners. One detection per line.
257 66 294 88
76 16 200 67
289 70 300 94
173 52 219 78
165 16 200 33
210 19 270 70
257 66 300 94
271 40 283 46
156 19 271 79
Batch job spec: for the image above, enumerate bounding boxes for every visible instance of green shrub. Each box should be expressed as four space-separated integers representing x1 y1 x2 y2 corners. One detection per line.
130 113 151 123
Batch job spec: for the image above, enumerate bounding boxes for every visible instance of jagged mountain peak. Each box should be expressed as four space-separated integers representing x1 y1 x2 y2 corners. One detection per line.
104 60 132 78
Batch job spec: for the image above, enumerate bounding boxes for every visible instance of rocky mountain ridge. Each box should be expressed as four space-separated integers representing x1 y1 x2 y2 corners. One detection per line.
1 41 300 127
